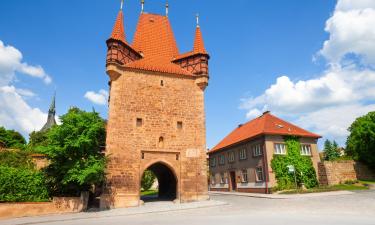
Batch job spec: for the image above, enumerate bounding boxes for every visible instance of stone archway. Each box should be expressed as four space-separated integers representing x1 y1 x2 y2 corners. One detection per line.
141 162 177 202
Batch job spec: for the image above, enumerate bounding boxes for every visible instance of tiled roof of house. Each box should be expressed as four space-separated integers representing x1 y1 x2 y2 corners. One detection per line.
193 26 207 54
209 111 321 153
110 10 126 43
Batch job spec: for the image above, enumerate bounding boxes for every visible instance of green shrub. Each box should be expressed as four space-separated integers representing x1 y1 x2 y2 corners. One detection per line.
0 150 35 169
0 166 49 202
141 170 156 191
0 126 26 149
271 136 318 190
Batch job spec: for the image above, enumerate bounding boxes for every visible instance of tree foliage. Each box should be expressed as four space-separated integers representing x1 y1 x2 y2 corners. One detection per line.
271 136 318 190
0 166 49 202
0 126 26 149
346 111 375 170
0 150 35 169
141 170 156 191
28 130 49 151
43 107 106 196
323 139 341 161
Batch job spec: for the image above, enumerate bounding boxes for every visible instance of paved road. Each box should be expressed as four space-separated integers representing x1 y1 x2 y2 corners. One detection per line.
2 190 375 225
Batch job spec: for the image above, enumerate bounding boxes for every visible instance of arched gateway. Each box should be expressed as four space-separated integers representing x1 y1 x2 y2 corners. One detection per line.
100 2 210 208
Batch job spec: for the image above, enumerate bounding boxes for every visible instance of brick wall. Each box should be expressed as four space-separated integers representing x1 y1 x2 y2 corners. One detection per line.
318 160 375 185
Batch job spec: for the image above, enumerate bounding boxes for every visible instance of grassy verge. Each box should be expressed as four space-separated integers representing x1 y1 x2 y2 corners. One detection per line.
141 189 158 196
279 183 368 194
359 180 375 185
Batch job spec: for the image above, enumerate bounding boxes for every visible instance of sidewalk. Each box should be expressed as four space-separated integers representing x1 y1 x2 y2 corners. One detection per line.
0 200 227 225
209 190 354 199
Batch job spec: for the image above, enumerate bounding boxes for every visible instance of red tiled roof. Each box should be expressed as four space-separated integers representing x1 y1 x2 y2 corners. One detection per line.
110 10 126 43
209 112 321 153
193 26 207 54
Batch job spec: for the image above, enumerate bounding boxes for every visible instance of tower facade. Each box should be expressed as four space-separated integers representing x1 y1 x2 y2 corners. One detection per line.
101 4 210 208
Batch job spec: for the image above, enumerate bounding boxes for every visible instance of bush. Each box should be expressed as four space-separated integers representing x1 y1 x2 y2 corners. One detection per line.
0 166 49 202
271 136 318 190
0 150 35 169
141 170 156 191
0 126 26 149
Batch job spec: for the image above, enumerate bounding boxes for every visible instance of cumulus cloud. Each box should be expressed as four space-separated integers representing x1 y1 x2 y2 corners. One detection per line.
241 0 375 145
84 89 108 105
0 40 52 137
0 40 52 85
0 86 46 134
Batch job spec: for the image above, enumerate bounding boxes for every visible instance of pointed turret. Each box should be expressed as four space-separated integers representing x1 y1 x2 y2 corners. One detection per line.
109 1 126 43
41 93 57 132
193 14 207 54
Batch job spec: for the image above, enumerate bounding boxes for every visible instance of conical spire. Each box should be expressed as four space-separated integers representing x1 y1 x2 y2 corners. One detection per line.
49 92 56 114
41 92 57 132
193 14 207 54
110 1 126 43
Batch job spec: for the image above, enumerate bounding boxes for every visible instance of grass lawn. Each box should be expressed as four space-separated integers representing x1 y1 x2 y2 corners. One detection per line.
279 183 368 194
141 189 158 196
359 180 375 185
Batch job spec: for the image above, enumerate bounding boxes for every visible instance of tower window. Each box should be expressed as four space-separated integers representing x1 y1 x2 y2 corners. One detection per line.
160 80 164 86
158 136 164 148
177 121 183 129
136 118 143 127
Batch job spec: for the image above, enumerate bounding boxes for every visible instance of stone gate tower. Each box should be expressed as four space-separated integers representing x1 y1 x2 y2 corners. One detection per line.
100 2 210 208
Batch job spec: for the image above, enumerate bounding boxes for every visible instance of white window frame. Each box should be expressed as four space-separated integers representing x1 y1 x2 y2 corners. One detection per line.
300 144 312 156
241 169 248 183
219 155 225 165
220 173 225 184
228 152 235 162
274 143 286 155
239 148 247 160
252 144 262 156
255 167 264 182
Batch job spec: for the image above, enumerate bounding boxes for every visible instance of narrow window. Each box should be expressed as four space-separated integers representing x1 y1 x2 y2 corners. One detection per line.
239 148 247 160
210 157 216 167
176 154 179 160
158 136 164 148
141 152 145 159
228 152 235 162
241 169 248 183
274 143 286 155
160 80 164 86
253 144 262 156
220 172 225 184
136 118 143 127
300 145 312 156
256 167 264 182
177 121 183 129
219 155 225 165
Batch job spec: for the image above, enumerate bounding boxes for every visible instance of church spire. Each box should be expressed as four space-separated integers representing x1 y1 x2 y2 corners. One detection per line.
193 14 207 54
109 0 126 43
41 93 57 132
49 92 56 114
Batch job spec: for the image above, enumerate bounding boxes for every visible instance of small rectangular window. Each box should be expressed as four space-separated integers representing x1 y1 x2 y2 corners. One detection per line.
177 121 183 129
274 143 286 155
239 148 247 160
210 157 216 167
228 152 235 162
136 118 143 127
256 167 264 182
300 144 312 156
253 144 262 156
241 169 248 183
219 155 225 165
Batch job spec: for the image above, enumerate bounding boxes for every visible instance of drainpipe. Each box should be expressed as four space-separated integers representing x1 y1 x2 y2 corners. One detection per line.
263 142 270 194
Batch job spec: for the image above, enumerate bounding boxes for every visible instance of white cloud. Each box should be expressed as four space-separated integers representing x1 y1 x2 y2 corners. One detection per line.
84 89 108 105
0 40 52 85
241 0 375 146
0 86 46 135
0 40 53 137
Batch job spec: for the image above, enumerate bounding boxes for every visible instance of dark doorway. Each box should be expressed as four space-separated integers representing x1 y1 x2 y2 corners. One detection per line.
230 171 237 191
141 162 177 202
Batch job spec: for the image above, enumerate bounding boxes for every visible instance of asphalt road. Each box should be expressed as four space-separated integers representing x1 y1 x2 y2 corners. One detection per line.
2 190 375 225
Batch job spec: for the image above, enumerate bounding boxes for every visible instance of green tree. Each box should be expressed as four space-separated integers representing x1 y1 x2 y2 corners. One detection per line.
346 111 375 170
271 136 318 190
27 130 49 153
323 139 340 161
0 127 26 149
141 170 156 191
43 107 106 196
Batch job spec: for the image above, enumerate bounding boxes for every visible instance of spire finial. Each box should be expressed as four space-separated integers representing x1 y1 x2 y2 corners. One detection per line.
120 0 124 10
141 0 145 13
166 0 169 17
196 13 200 27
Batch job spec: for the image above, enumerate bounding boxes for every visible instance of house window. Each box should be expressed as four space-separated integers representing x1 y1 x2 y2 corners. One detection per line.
177 121 183 129
252 144 262 156
136 118 143 127
274 143 286 155
239 148 247 160
219 155 225 165
256 167 264 182
211 174 215 185
301 144 312 156
228 152 235 162
241 169 248 183
220 173 225 184
210 157 216 167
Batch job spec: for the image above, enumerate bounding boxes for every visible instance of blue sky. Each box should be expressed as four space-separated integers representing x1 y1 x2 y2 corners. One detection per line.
1 0 375 150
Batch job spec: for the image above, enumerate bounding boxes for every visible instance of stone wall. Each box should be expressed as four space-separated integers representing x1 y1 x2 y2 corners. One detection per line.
318 160 375 185
30 153 50 170
0 194 88 219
